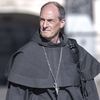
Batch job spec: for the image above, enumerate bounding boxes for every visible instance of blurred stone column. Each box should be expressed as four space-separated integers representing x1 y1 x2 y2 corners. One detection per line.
64 0 96 55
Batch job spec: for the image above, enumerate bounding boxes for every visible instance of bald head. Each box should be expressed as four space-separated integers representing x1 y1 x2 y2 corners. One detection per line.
40 2 65 20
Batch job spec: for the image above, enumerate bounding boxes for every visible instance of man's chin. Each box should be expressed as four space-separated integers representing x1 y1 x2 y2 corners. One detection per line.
42 36 51 40
41 35 52 40
41 33 50 38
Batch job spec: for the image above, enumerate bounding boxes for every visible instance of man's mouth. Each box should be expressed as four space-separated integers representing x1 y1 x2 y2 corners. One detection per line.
42 30 50 32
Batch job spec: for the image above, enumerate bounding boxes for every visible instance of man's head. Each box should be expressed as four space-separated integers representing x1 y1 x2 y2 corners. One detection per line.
39 2 65 43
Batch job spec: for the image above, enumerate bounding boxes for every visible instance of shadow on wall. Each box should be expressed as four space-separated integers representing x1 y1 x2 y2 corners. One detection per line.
0 13 39 85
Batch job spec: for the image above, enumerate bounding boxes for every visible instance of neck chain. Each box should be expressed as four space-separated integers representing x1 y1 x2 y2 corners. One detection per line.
43 47 63 95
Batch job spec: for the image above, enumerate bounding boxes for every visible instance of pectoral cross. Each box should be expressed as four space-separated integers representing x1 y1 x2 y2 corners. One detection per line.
54 82 59 95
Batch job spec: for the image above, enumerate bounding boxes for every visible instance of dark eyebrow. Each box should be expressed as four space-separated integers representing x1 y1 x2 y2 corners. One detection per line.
40 17 44 20
47 19 53 21
40 17 54 22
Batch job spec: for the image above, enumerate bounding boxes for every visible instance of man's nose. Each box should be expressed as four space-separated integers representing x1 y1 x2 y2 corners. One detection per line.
43 20 48 28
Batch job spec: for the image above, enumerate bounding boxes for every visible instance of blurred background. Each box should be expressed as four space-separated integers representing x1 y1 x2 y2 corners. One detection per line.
0 0 100 100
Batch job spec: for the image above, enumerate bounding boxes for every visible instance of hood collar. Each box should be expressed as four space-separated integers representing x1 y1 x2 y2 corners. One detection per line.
31 31 68 47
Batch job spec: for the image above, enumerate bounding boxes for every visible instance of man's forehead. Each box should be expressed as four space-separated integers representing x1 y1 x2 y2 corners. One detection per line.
40 15 60 22
40 6 59 19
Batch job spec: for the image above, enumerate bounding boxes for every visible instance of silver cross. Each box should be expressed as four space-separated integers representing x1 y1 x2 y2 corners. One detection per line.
54 82 59 95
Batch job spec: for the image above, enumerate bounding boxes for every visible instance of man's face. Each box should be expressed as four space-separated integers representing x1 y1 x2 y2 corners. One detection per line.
40 4 65 40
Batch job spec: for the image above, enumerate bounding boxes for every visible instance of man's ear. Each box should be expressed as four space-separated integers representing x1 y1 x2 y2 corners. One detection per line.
60 19 65 28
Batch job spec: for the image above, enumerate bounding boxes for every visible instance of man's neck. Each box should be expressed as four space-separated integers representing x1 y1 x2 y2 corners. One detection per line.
50 34 60 44
51 37 60 44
